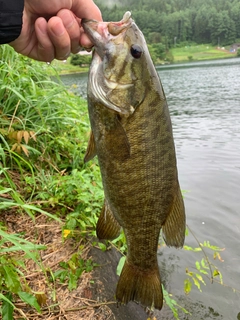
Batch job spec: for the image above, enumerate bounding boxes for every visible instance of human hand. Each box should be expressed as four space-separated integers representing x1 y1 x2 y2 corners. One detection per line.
10 0 102 62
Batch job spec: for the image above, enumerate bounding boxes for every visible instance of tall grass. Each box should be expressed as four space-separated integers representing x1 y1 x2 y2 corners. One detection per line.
0 45 103 317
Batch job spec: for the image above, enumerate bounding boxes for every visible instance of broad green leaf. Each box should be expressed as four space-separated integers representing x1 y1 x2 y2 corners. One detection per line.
68 273 77 291
116 256 126 276
184 278 192 295
2 266 21 293
199 269 209 275
213 269 220 277
201 258 209 269
2 292 14 320
192 277 202 292
0 188 12 195
18 291 41 313
195 261 201 271
196 273 206 285
98 242 107 252
183 245 201 252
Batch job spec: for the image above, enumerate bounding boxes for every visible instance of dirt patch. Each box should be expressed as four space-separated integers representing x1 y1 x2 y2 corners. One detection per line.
0 211 153 320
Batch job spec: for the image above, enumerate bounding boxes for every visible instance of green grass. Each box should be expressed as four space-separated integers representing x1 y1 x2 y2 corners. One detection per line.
171 44 235 62
0 44 102 318
48 57 89 75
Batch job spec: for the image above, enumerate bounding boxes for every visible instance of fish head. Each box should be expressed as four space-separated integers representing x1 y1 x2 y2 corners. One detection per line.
82 12 153 116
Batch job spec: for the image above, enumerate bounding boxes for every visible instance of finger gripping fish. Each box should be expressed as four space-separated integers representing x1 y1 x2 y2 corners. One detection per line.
82 11 186 310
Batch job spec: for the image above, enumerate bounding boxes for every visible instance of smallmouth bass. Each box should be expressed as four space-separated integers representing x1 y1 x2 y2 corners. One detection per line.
82 11 186 310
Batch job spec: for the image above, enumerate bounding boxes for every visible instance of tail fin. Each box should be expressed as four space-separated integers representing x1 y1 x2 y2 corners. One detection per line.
96 200 121 240
116 259 163 310
162 185 186 248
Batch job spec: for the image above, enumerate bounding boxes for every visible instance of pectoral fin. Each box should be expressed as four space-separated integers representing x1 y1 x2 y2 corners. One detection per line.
104 117 131 161
96 200 121 240
84 131 97 163
162 185 186 248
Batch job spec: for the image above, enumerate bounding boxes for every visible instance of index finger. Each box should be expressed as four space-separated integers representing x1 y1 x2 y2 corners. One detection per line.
72 0 102 21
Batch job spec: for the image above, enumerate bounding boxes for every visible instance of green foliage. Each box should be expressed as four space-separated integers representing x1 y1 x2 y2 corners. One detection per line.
70 53 92 67
148 43 167 63
116 256 126 276
163 286 190 320
0 226 45 317
237 48 240 57
52 253 97 291
18 292 41 313
0 46 89 173
0 45 99 317
184 238 224 294
1 293 14 320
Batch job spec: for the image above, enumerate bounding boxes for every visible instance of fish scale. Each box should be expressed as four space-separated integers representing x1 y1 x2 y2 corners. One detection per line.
82 11 186 310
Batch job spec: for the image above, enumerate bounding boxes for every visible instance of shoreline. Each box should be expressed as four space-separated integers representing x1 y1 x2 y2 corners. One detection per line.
47 50 238 76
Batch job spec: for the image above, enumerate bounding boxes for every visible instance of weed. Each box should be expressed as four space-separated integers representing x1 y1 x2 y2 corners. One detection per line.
0 44 238 320
52 253 98 291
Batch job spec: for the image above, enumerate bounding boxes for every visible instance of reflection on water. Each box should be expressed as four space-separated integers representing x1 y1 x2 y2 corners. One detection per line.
61 58 240 319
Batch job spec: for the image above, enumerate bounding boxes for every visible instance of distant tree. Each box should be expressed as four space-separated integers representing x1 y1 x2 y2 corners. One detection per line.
210 11 236 45
70 54 91 67
148 32 162 44
94 0 239 46
230 1 240 39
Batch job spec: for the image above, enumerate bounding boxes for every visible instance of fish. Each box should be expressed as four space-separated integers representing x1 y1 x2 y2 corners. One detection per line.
82 11 186 310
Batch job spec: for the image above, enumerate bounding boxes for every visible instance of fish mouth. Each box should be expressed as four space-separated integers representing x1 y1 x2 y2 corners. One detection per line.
82 11 132 50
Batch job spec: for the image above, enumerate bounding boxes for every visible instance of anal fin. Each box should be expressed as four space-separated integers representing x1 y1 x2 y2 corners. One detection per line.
96 200 121 240
162 184 186 248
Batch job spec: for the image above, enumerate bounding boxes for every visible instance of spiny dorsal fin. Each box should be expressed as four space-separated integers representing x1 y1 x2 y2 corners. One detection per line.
84 130 97 163
162 184 186 248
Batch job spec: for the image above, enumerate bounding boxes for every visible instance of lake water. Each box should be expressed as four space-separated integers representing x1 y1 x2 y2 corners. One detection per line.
61 58 240 320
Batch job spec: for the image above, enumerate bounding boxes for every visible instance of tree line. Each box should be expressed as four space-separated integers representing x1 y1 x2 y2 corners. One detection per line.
94 0 240 47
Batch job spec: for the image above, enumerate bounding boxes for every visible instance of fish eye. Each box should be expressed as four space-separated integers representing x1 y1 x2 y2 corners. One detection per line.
130 44 142 59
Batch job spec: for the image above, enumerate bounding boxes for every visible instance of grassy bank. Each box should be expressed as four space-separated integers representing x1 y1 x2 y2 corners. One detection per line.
0 44 104 319
48 58 89 75
171 44 235 63
48 44 237 76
